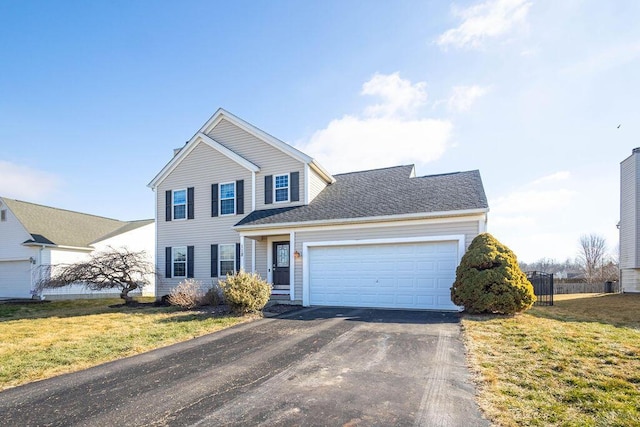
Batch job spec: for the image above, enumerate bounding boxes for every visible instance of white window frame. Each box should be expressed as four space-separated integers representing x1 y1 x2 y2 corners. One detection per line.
274 173 290 203
219 182 236 216
219 244 236 277
172 246 187 278
172 189 187 221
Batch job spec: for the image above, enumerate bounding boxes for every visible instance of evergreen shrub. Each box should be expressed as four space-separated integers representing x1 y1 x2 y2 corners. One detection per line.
451 233 536 314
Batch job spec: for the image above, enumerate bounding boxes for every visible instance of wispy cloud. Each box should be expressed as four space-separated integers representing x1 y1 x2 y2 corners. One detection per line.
0 161 62 201
437 0 532 49
447 85 489 112
297 73 453 173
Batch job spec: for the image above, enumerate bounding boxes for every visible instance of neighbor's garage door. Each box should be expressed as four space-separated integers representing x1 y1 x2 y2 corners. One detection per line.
0 260 31 298
308 241 459 310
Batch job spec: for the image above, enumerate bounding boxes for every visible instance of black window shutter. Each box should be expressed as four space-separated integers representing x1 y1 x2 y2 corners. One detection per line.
236 180 244 214
265 175 273 204
165 191 172 221
211 244 218 277
187 246 194 278
290 171 300 202
211 184 219 217
187 187 194 219
165 247 172 278
235 243 241 272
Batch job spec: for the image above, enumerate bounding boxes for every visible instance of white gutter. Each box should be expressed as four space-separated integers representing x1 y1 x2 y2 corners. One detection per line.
234 208 489 232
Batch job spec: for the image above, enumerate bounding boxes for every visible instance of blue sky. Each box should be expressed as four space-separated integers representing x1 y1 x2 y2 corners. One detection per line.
2 0 639 262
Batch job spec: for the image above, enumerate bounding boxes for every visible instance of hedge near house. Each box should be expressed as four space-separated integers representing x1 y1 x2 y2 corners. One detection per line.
451 233 536 314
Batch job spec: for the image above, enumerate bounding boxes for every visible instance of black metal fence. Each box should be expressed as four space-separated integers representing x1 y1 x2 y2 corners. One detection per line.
526 271 554 306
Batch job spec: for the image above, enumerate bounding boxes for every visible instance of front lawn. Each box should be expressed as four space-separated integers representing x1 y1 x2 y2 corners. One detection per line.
463 293 640 427
0 298 248 391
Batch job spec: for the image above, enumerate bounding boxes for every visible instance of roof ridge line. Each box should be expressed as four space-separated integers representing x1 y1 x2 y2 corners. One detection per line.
2 197 124 223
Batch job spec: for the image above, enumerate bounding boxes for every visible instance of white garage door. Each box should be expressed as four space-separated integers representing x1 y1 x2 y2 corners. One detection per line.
308 241 460 310
0 261 32 298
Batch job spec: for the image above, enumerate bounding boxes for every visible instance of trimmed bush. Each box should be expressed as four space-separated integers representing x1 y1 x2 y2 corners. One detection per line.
201 284 222 307
219 271 272 314
168 279 203 309
451 233 536 314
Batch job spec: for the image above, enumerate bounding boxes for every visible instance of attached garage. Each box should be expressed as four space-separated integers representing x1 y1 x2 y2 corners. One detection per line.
0 260 32 298
303 236 464 311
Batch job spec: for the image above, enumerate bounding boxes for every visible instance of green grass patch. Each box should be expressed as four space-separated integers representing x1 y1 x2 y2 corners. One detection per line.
462 293 640 427
0 298 248 391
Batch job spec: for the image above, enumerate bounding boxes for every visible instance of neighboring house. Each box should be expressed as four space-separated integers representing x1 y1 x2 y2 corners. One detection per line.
620 147 640 293
0 197 155 299
148 109 489 310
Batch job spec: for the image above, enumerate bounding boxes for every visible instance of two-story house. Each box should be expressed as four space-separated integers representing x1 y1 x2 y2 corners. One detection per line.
148 109 489 310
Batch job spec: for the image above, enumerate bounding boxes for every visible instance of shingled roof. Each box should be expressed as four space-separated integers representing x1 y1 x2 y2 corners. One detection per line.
235 165 488 228
1 198 153 248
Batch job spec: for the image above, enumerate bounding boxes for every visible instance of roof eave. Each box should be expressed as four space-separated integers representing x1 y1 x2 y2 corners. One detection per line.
234 208 489 231
199 108 314 164
147 132 260 190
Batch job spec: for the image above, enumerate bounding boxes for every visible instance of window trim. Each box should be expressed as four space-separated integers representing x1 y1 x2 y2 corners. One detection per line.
172 246 187 278
219 243 236 277
273 173 290 203
172 189 187 221
219 181 236 216
0 209 6 222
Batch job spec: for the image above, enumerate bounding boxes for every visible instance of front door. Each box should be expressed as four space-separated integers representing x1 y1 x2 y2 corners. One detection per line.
272 241 290 292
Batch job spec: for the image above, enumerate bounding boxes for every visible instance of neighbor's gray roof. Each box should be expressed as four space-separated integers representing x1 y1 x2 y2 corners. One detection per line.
1 198 153 248
235 165 488 228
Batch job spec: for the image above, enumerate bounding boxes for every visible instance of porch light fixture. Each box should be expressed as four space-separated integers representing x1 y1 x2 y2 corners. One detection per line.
294 250 301 259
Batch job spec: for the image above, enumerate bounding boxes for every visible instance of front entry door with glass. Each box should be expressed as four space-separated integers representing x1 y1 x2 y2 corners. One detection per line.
272 241 290 293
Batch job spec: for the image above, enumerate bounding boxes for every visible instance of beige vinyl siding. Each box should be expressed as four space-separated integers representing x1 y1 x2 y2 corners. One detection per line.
292 219 480 303
308 167 329 203
156 141 253 296
207 119 306 210
254 239 268 280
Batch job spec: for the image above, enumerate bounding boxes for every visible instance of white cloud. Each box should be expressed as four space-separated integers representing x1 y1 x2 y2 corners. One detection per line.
437 0 532 49
0 161 62 201
361 72 427 118
297 73 453 173
447 85 489 112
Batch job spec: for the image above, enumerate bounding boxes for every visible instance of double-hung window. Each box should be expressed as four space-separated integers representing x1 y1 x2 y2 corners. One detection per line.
274 174 289 203
219 182 235 216
173 190 187 220
219 244 236 276
172 247 187 278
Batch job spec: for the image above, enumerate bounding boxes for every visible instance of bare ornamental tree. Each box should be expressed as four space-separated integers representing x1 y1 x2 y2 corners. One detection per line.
37 248 155 304
577 234 608 285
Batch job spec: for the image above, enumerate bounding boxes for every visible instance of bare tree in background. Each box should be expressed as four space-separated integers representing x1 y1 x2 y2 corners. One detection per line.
577 234 608 284
36 248 155 304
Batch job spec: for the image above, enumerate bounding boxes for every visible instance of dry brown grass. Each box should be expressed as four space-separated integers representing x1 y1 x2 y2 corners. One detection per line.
0 298 247 391
462 293 640 427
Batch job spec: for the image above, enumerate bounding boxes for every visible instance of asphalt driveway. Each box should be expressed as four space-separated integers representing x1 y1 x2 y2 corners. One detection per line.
0 307 488 426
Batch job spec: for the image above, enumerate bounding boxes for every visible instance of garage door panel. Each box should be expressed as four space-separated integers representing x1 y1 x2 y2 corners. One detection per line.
309 241 459 310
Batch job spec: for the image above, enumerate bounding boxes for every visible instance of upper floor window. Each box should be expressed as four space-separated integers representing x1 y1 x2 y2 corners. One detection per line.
274 174 289 203
220 182 235 216
173 189 187 220
172 246 187 277
0 210 6 222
